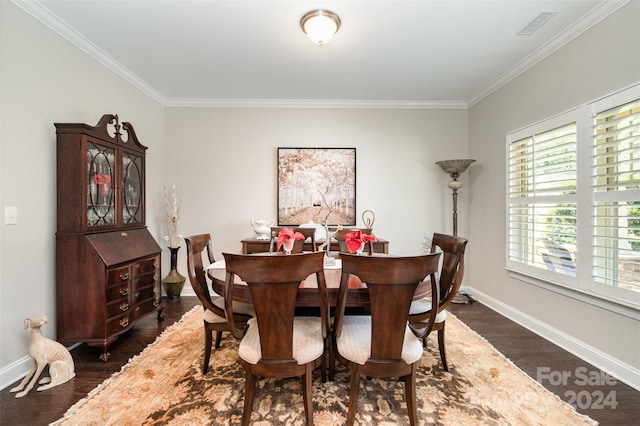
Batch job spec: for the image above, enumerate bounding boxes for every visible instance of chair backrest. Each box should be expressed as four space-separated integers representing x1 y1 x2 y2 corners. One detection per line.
269 227 317 253
185 234 225 318
332 228 374 255
223 251 329 360
430 233 468 310
334 253 440 361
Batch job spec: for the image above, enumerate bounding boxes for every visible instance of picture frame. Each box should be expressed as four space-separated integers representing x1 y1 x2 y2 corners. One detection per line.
277 147 356 226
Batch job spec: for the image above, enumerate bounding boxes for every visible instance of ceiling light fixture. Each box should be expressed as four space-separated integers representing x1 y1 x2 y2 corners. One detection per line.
300 9 341 45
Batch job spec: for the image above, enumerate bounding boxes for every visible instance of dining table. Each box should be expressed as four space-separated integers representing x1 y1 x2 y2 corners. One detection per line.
205 253 432 308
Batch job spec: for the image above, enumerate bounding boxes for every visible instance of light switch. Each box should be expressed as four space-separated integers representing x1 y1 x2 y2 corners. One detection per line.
4 206 18 225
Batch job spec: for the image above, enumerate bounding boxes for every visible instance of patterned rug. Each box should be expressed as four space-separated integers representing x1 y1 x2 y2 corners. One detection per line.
52 307 596 425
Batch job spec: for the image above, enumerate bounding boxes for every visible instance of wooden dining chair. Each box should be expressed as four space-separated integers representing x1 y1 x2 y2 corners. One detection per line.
269 226 318 253
331 252 441 426
223 251 329 426
408 233 468 371
332 228 374 255
184 234 254 374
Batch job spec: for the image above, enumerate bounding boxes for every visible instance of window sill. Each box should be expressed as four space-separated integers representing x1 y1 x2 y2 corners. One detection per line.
507 268 640 320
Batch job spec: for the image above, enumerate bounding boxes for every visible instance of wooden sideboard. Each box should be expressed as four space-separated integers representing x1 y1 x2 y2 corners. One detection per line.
241 237 389 255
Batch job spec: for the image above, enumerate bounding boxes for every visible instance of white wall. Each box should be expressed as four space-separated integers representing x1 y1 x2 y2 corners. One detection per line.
0 2 165 387
164 107 469 270
468 1 640 388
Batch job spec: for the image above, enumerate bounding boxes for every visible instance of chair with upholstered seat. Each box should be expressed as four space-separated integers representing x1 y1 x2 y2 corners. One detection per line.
223 251 329 426
331 252 441 426
269 226 318 253
184 234 255 374
408 233 468 372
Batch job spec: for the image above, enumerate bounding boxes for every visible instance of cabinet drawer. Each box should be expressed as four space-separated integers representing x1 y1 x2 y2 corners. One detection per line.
132 285 156 303
134 271 159 289
131 299 157 321
134 257 159 275
106 299 131 319
107 266 132 285
106 313 132 335
106 283 131 302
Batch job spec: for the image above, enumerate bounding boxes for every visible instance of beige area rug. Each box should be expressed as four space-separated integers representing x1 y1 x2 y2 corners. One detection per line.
52 307 597 426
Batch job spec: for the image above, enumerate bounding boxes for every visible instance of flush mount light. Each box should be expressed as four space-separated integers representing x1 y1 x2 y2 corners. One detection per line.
300 9 341 45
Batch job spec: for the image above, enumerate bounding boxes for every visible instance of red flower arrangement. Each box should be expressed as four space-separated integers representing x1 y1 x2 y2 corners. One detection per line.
277 227 305 252
93 173 112 195
343 230 377 254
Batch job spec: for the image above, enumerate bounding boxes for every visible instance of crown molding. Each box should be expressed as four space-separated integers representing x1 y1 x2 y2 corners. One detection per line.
466 0 631 107
163 98 468 109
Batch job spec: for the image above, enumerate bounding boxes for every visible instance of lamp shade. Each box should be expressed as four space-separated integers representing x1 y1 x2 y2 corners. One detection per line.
300 10 341 45
436 159 476 178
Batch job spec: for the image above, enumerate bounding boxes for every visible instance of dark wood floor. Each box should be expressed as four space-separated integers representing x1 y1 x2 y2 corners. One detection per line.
1 296 638 425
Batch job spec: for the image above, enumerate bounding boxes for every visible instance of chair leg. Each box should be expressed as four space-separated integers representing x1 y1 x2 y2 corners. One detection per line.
203 327 213 374
346 367 361 426
438 323 448 372
302 363 314 425
404 363 419 426
241 370 256 426
328 338 335 381
214 330 222 349
320 339 327 383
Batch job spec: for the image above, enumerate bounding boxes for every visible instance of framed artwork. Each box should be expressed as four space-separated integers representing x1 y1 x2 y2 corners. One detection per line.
277 147 356 226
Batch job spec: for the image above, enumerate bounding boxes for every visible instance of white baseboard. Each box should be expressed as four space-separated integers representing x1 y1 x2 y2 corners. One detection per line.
466 286 640 391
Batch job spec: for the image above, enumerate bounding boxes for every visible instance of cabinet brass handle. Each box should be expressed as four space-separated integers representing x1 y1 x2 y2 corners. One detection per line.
135 306 141 312
119 317 129 328
119 302 129 312
153 261 159 268
120 272 130 281
153 300 159 307
120 232 128 237
135 291 140 298
119 287 129 296
135 264 140 269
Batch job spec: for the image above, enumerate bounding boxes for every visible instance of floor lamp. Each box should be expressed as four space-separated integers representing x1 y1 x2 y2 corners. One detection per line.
436 159 475 304
436 159 475 236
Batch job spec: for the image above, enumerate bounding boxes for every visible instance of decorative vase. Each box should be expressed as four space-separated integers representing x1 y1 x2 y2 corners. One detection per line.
162 246 186 299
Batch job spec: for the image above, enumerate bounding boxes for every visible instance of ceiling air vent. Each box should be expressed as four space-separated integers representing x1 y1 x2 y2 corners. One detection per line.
517 11 557 36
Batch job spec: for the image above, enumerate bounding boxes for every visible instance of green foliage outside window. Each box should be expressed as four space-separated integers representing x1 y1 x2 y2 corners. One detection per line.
543 204 577 245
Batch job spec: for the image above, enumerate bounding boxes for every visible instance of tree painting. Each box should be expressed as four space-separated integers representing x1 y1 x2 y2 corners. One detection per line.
278 148 356 226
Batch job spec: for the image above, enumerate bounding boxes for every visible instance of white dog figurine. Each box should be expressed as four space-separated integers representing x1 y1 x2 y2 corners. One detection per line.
9 314 75 398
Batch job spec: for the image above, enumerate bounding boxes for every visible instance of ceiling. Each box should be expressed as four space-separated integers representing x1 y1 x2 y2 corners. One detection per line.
16 0 627 108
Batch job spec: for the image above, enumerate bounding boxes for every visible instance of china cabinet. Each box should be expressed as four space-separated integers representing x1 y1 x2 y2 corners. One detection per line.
55 114 163 361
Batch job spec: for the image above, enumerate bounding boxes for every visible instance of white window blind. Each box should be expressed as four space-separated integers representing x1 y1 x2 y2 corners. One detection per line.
508 121 577 275
506 84 640 309
592 98 640 292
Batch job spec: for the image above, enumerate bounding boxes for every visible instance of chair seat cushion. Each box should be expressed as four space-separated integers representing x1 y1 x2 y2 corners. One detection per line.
202 297 255 325
212 296 256 317
336 315 423 365
408 298 447 323
239 317 324 365
203 308 227 324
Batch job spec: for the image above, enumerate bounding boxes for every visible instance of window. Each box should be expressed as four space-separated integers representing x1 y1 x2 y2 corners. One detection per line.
507 85 640 309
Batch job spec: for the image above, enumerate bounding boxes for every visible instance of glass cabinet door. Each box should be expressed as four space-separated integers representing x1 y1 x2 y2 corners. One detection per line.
86 142 116 227
122 152 143 224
